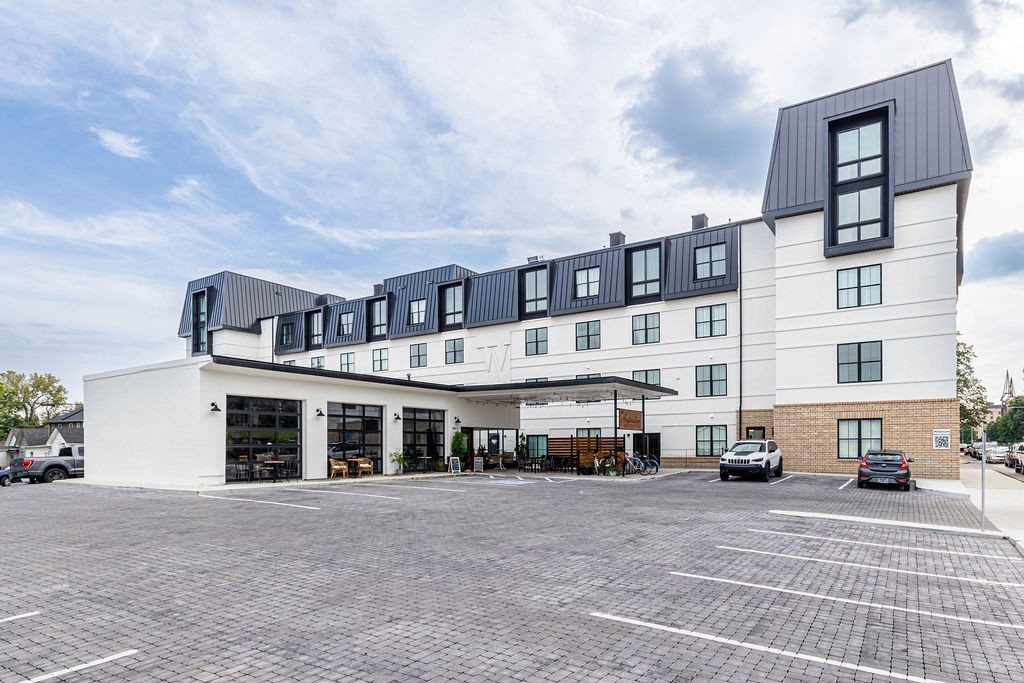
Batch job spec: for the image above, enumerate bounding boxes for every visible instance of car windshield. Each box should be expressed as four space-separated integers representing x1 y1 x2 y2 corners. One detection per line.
728 442 765 453
867 453 903 463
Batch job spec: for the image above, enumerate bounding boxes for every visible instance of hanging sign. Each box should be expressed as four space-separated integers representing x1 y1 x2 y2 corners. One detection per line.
618 408 643 431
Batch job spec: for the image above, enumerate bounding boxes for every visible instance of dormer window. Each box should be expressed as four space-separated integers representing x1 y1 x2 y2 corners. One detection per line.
441 284 463 329
306 310 322 349
629 246 660 300
827 110 891 255
520 268 547 318
574 267 599 299
191 291 207 354
369 299 387 341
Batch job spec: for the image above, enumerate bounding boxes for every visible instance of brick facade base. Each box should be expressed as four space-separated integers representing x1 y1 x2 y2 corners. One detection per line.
773 398 960 479
738 408 775 441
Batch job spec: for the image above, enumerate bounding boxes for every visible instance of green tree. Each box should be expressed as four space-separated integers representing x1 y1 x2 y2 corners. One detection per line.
987 397 1024 444
0 371 70 426
0 381 29 441
957 339 989 433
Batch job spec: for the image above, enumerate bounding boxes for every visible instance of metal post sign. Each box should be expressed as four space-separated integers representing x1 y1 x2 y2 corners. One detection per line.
617 409 643 431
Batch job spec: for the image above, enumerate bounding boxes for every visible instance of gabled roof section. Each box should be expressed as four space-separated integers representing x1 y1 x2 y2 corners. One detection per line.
178 271 343 338
762 60 972 224
5 428 50 448
47 427 84 446
48 407 84 424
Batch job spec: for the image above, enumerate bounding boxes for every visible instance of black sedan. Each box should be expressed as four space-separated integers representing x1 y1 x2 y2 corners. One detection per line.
857 449 913 491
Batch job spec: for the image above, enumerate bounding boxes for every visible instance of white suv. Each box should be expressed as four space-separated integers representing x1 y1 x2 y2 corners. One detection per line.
719 440 782 481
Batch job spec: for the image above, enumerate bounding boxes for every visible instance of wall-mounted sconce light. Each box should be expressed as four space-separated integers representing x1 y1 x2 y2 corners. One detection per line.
454 416 461 425
393 412 402 421
315 408 325 417
210 402 222 412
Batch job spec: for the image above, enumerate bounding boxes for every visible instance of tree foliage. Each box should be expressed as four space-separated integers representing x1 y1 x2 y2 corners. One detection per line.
957 339 990 430
986 397 1024 445
0 370 70 430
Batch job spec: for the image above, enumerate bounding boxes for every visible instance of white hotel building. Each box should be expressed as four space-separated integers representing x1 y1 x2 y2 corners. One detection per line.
85 61 971 488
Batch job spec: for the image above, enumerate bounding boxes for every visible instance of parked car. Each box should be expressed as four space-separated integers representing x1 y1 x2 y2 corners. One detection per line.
985 446 1008 464
719 440 783 481
10 444 85 483
857 449 913 491
1005 447 1018 469
0 467 11 487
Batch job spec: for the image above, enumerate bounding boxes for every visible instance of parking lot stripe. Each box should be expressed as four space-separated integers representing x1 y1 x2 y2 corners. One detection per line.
24 649 139 683
292 489 401 500
590 612 948 683
707 477 721 483
769 509 1005 538
717 545 1024 587
769 475 794 486
669 572 1024 630
198 495 321 510
349 483 466 493
839 479 854 490
746 528 1017 560
0 611 39 624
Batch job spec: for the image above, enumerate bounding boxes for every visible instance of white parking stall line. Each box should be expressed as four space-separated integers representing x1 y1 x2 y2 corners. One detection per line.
717 545 1024 587
746 529 1018 561
590 612 947 683
0 611 39 624
839 479 854 490
669 572 1024 630
349 483 466 493
23 649 139 683
707 477 721 483
292 489 400 500
198 495 321 510
769 475 794 486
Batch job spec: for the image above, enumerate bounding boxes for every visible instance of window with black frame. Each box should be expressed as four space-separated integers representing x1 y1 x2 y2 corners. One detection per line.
441 284 463 328
410 343 427 368
521 268 548 317
225 396 301 483
695 244 726 279
369 299 388 340
696 364 727 397
403 407 443 472
525 327 547 356
696 425 727 457
337 311 354 336
838 341 882 383
629 246 660 299
306 310 323 348
408 299 426 326
575 321 600 350
192 291 207 354
327 403 383 473
830 114 887 249
445 338 464 364
837 265 881 308
574 267 599 298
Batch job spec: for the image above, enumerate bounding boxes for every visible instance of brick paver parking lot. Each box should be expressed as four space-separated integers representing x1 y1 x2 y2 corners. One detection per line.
2 472 1023 682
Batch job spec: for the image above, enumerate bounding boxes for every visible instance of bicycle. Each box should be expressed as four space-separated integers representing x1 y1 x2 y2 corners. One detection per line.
634 452 659 475
624 452 647 475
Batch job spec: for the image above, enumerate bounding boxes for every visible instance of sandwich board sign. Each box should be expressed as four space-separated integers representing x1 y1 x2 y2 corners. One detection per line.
449 457 462 473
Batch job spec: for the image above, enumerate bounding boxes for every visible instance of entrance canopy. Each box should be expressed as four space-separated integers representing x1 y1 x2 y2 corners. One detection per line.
456 377 677 406
209 356 675 406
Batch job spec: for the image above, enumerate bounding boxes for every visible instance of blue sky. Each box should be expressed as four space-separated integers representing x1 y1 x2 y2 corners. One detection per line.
1 1 1022 402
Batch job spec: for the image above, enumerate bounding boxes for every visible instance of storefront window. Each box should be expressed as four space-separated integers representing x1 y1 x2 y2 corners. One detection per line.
403 408 444 472
327 403 383 473
225 395 302 482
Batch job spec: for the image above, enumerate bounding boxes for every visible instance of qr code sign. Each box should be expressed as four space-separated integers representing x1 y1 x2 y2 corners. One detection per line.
933 430 951 450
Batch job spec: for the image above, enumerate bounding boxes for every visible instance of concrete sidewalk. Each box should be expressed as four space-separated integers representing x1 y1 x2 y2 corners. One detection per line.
921 459 1024 542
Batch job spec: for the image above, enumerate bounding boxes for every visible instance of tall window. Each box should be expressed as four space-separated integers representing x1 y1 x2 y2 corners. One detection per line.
441 284 463 328
311 356 324 369
279 322 295 346
575 267 600 298
410 343 427 368
632 313 660 345
192 291 207 354
695 304 727 338
839 418 882 459
837 265 881 308
831 115 886 247
408 299 426 325
224 396 301 482
696 364 727 397
369 300 387 340
576 428 601 438
372 348 388 372
630 246 660 298
521 268 548 317
340 352 355 373
695 244 726 279
696 425 728 457
527 435 548 461
633 369 660 386
337 311 353 336
575 321 600 350
306 310 323 348
525 327 547 356
445 338 464 364
403 407 444 470
838 341 882 383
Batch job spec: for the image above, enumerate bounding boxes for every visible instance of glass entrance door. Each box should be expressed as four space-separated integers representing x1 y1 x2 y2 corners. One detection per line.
326 403 383 473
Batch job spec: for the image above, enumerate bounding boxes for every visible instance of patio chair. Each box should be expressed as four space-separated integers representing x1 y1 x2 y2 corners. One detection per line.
328 458 348 479
350 457 373 478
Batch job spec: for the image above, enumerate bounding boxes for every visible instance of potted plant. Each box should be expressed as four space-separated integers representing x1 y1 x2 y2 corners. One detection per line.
450 431 467 472
389 450 409 475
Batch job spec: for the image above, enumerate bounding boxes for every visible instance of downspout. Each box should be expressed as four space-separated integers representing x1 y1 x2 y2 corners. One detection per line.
737 223 743 441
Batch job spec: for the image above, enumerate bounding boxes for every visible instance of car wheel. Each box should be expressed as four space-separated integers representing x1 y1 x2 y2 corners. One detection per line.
719 470 729 481
901 484 910 492
761 463 771 482
774 457 783 478
43 468 67 483
0 475 10 487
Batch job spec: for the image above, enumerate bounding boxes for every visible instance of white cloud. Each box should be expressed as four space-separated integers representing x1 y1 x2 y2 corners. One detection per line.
88 125 149 159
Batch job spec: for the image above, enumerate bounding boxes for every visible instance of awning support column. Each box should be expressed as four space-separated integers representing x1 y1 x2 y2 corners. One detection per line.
614 389 621 477
641 395 647 457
